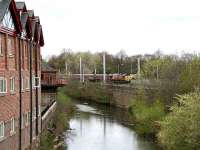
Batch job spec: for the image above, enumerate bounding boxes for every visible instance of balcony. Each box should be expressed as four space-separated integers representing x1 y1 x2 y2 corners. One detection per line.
41 78 67 87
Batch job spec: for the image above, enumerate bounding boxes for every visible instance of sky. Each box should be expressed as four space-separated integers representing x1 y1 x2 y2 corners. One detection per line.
23 0 200 58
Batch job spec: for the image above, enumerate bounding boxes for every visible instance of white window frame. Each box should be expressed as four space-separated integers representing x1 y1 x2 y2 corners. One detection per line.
0 122 5 138
0 77 7 94
21 76 24 91
26 78 30 90
38 105 41 116
32 75 35 89
10 118 15 134
10 77 15 93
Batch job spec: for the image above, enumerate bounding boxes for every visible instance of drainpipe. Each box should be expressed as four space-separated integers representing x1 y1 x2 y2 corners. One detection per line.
35 44 39 136
29 37 33 145
18 34 22 150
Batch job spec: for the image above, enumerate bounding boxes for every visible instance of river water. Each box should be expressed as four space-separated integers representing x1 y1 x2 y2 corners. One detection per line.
65 101 155 150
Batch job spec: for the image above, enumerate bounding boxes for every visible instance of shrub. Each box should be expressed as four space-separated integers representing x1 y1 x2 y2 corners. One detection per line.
158 92 200 150
131 100 165 136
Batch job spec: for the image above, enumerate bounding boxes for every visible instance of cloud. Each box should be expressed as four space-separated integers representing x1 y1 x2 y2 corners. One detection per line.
24 0 200 57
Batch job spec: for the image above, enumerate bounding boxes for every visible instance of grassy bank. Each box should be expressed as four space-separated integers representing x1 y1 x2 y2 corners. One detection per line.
130 100 165 138
63 81 113 104
39 88 74 150
129 89 200 150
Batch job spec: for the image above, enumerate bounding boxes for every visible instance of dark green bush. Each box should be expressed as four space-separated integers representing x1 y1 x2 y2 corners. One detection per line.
130 100 165 136
158 92 200 150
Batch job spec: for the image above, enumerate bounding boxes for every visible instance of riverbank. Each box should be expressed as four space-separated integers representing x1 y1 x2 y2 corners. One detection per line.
40 83 200 150
39 88 74 150
62 81 200 150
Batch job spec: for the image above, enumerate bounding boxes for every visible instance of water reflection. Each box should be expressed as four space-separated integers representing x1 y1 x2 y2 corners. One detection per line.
65 102 155 150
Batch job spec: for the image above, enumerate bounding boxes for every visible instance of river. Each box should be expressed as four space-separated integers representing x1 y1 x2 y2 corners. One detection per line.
65 101 155 150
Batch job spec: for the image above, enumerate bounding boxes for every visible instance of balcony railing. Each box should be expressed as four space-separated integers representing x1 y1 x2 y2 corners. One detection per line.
41 78 67 87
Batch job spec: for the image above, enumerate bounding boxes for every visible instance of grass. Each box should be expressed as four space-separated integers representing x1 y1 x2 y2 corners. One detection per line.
39 87 74 150
130 99 166 137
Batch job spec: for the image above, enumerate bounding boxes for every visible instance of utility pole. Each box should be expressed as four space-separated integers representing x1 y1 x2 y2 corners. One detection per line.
65 61 68 75
118 64 120 74
131 63 133 74
137 57 141 80
80 56 82 82
82 66 85 83
94 68 96 75
156 65 159 80
103 52 106 83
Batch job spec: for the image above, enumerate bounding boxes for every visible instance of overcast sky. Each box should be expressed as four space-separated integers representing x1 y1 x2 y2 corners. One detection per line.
23 0 200 58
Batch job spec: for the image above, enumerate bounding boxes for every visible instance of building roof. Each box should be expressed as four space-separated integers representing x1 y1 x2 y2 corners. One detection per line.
0 0 44 44
27 10 34 18
0 0 11 23
42 63 57 72
31 19 36 37
20 12 28 29
15 1 26 10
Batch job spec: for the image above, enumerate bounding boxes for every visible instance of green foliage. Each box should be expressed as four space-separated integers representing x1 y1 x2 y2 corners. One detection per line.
158 92 200 150
39 131 54 150
54 88 74 134
39 88 74 149
131 100 165 136
63 81 113 104
178 59 200 94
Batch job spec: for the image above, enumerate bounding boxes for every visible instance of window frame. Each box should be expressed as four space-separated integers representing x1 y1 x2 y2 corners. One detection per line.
10 77 15 93
26 113 29 126
21 114 24 128
0 77 7 94
34 76 40 88
0 122 5 138
26 77 30 90
21 76 24 91
10 118 15 134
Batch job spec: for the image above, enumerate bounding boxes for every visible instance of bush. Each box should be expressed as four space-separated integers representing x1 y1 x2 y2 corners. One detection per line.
39 131 54 150
130 100 165 136
158 92 200 150
64 81 113 104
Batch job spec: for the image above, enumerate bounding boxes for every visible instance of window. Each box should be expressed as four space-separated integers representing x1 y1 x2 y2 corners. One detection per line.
0 77 7 93
21 114 24 128
0 122 4 138
32 75 35 89
10 77 15 93
7 37 14 56
28 112 31 123
10 118 15 133
34 76 40 88
38 105 41 116
21 77 24 91
26 78 29 90
26 113 29 126
1 8 15 30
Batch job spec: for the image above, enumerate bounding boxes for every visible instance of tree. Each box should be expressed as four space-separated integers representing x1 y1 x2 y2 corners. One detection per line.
158 92 200 150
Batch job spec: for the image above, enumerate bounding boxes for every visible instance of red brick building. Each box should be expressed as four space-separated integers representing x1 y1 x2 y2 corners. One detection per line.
41 66 67 113
0 0 44 149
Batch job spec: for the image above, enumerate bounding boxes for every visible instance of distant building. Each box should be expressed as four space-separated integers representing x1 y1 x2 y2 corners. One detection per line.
0 0 44 149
